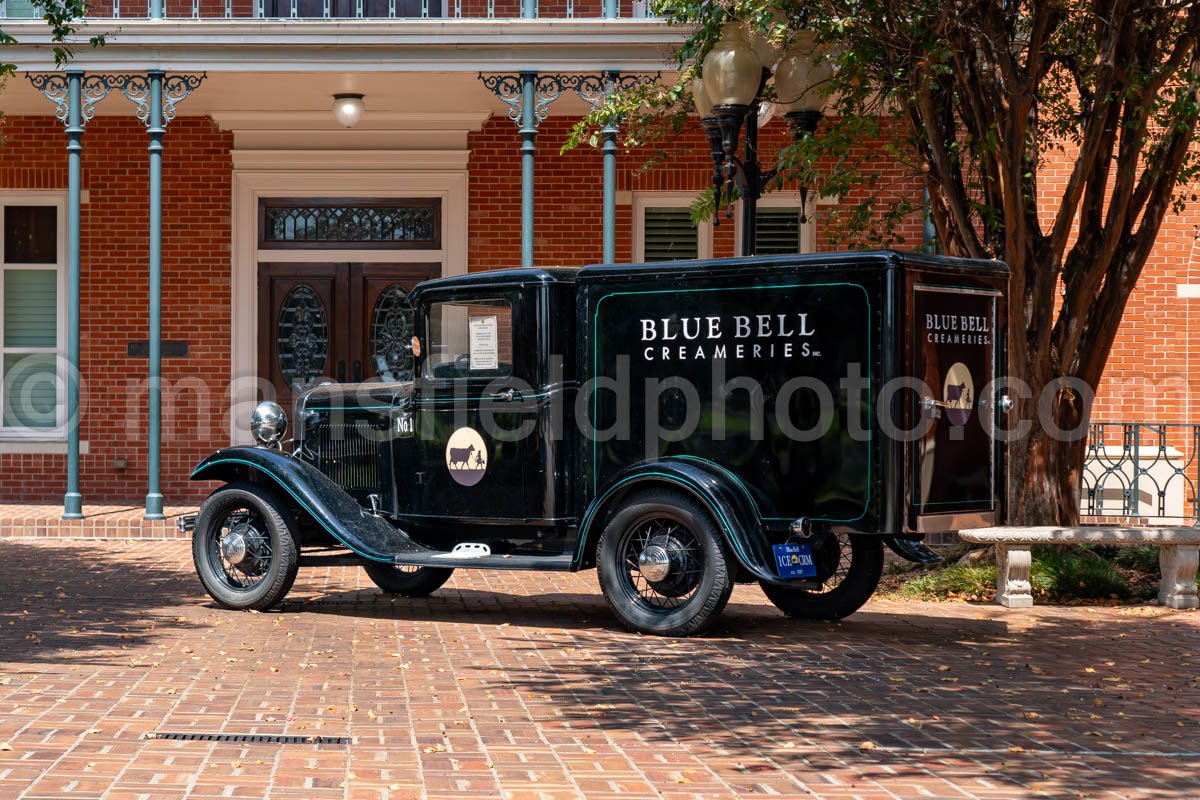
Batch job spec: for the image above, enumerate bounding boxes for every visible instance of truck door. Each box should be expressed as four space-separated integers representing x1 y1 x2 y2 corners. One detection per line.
413 292 537 523
910 283 1001 523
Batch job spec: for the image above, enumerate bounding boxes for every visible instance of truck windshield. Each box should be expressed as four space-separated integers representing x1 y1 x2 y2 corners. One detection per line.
423 298 515 380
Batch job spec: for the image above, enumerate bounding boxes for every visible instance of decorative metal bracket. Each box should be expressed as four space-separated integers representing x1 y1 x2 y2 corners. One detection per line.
532 74 570 126
113 72 207 128
478 73 524 125
26 74 72 125
478 72 575 129
27 71 206 129
569 71 659 112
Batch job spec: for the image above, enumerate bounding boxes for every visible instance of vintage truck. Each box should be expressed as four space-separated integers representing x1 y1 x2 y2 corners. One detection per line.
187 251 1009 636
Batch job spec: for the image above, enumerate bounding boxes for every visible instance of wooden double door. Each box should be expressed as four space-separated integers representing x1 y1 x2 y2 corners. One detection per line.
259 262 438 409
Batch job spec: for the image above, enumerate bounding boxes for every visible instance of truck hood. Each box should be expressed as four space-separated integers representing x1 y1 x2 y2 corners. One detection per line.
295 380 414 417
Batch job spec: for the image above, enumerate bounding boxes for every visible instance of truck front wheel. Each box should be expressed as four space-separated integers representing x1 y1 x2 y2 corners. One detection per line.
759 533 883 620
596 489 733 637
192 482 300 611
362 562 453 597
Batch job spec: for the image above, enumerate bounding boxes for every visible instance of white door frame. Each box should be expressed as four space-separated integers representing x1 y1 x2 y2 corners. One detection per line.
229 150 468 444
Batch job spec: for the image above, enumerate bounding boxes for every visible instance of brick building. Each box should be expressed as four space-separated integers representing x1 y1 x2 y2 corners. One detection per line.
0 6 1192 515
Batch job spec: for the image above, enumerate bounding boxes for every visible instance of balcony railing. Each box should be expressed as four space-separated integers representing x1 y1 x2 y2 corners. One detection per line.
0 0 654 19
1081 423 1200 523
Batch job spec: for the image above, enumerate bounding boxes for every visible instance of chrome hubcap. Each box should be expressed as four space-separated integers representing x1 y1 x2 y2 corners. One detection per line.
637 544 672 582
221 528 248 565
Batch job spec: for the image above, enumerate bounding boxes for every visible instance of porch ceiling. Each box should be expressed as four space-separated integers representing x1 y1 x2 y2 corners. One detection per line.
0 69 651 122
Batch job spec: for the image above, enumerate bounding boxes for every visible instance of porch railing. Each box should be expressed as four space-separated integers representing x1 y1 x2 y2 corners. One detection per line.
1081 422 1200 523
0 0 655 19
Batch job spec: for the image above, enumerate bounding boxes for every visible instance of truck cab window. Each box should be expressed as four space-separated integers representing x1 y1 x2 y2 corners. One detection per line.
423 298 515 380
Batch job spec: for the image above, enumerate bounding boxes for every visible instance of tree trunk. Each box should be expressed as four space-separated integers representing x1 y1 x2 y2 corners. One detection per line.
1005 373 1091 526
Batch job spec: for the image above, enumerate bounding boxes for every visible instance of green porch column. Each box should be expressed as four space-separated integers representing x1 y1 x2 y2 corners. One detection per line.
599 71 619 265
479 72 568 269
573 71 648 265
115 71 204 519
64 72 84 519
26 71 110 519
146 70 166 520
520 71 537 268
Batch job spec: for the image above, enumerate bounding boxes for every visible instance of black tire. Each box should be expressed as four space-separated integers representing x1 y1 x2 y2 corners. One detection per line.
192 482 300 611
362 562 453 597
759 533 883 620
596 489 733 637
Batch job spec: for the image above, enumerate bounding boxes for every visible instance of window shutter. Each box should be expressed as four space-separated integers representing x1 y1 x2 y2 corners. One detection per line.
755 208 803 256
3 354 57 428
643 208 699 262
4 270 56 348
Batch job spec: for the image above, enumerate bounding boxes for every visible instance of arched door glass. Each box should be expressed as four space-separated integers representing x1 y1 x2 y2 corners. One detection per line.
370 284 415 380
277 284 329 391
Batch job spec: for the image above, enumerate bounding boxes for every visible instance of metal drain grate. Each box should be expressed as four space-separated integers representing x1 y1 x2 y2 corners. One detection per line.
146 732 352 745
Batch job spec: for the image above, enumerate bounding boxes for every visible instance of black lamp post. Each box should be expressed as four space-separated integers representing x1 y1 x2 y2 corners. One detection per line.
694 24 830 257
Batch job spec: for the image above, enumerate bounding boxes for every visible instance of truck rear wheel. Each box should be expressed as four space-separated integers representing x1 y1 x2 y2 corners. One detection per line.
596 489 733 637
759 533 883 620
362 562 453 597
193 482 300 611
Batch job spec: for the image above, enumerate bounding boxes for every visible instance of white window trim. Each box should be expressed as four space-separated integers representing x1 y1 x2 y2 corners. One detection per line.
632 192 713 263
0 191 68 444
733 191 828 257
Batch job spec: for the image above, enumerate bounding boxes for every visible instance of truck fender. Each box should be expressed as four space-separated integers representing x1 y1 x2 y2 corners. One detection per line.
191 447 402 563
574 457 786 583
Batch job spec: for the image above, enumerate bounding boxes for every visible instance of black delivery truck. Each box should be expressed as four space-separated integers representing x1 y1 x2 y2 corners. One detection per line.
185 251 1009 635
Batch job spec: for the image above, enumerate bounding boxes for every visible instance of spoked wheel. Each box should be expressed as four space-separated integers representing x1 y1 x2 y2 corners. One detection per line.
597 489 732 637
362 562 453 597
759 533 883 621
192 482 299 611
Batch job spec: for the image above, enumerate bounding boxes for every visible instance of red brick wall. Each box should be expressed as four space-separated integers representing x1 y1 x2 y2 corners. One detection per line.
0 115 233 505
467 115 926 271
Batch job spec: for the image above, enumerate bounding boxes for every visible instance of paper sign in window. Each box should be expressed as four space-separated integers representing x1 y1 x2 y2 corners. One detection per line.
469 316 498 370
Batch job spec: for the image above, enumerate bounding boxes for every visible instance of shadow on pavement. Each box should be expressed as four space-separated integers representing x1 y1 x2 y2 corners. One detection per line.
487 606 1200 797
0 539 203 666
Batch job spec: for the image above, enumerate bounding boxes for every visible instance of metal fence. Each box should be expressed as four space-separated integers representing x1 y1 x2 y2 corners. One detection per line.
0 0 655 19
1081 423 1200 523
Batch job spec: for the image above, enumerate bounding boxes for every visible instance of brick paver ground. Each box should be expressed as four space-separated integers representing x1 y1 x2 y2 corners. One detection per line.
1 538 1199 800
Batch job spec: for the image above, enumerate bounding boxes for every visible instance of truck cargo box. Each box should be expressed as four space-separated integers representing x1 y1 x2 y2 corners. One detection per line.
577 250 1008 536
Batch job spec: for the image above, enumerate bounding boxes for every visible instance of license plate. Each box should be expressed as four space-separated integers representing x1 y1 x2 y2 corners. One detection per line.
772 542 817 579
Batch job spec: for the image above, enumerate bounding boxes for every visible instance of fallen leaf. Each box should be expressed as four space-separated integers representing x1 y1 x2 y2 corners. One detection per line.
859 741 877 751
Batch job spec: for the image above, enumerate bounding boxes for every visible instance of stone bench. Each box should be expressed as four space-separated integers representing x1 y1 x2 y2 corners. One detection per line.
958 527 1200 609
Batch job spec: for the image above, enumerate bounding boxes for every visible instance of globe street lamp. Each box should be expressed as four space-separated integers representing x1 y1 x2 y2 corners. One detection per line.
695 23 831 256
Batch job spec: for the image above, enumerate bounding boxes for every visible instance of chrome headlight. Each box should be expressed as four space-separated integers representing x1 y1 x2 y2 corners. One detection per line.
250 401 287 446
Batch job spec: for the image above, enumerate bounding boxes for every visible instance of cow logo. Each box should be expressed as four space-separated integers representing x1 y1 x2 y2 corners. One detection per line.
942 362 975 426
445 427 487 486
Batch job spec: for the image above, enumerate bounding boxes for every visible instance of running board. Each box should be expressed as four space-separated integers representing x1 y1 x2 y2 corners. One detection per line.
393 552 575 571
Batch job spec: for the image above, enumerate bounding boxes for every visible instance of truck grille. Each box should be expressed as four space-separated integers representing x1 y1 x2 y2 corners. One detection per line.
309 421 383 493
